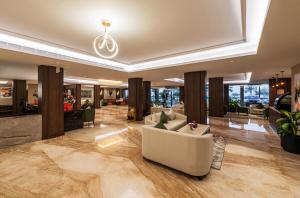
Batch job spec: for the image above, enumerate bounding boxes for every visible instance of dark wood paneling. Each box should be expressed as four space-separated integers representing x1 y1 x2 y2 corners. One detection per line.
224 84 229 114
94 85 101 109
143 81 151 116
179 86 184 103
38 65 64 139
269 107 282 131
209 77 224 117
128 78 143 121
12 80 26 116
75 84 81 110
184 71 207 124
269 78 291 106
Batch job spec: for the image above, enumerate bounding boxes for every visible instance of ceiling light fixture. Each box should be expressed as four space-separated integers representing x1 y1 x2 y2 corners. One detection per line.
93 20 119 59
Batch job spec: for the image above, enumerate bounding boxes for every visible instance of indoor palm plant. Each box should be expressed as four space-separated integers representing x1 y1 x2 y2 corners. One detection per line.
276 110 300 154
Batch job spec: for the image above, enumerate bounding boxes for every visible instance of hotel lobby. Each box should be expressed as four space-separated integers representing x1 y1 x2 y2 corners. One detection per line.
0 0 300 197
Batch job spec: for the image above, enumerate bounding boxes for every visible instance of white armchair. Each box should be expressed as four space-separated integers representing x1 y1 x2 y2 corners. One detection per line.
142 125 214 176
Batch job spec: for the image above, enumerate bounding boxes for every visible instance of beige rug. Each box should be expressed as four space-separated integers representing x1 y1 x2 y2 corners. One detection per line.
211 136 226 170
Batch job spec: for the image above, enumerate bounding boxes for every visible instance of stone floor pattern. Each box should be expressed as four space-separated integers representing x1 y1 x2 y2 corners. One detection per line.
0 106 299 198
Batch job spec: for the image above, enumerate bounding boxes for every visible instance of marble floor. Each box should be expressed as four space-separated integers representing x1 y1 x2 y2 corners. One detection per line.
0 106 299 197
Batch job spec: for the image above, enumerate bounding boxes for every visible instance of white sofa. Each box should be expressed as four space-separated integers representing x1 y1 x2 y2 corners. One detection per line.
144 111 187 131
142 125 214 176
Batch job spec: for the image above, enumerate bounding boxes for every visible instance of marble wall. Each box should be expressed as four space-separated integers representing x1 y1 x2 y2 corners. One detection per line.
0 114 42 148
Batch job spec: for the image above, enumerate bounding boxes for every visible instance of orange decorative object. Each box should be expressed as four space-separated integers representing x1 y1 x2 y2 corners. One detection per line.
64 102 73 112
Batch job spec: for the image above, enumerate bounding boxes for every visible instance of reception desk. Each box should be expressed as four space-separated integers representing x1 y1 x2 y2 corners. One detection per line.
269 107 282 131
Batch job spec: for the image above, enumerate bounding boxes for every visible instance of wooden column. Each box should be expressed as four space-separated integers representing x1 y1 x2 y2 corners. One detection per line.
143 81 151 116
94 85 101 109
128 78 143 121
12 80 26 116
224 84 229 114
74 84 81 110
209 77 224 117
38 65 64 139
179 86 184 103
184 71 207 124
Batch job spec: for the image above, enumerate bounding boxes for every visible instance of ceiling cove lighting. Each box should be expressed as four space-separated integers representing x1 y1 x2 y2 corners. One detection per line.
164 78 184 83
0 81 8 84
93 20 119 59
224 72 252 84
0 0 270 72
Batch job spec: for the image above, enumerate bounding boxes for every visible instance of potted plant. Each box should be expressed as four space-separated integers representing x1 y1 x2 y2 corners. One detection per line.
276 110 300 154
228 99 239 112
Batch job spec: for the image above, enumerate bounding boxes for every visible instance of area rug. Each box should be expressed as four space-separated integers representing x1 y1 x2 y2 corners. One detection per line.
211 136 226 170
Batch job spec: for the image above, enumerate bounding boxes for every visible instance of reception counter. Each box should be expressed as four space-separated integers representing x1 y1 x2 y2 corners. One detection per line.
269 107 282 131
0 114 42 148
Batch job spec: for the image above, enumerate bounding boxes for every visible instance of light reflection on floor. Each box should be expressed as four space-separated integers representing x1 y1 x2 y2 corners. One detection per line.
229 119 267 132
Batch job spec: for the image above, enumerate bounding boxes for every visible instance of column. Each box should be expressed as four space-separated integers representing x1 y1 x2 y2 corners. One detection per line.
38 65 64 139
94 85 101 109
209 77 224 117
75 84 81 110
184 71 207 124
12 80 26 116
143 81 151 116
128 78 143 121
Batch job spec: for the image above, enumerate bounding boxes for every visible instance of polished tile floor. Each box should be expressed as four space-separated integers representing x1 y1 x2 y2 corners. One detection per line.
0 106 299 197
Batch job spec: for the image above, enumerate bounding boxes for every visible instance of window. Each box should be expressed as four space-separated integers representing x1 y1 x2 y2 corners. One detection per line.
151 87 180 107
229 84 269 106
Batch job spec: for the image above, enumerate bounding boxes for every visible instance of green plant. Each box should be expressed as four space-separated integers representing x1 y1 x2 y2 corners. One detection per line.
229 99 239 112
276 110 300 136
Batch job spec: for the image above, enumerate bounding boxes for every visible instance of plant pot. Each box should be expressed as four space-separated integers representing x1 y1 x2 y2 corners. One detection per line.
281 135 300 154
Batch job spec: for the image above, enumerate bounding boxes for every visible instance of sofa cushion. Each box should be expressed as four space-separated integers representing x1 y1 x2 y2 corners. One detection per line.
153 112 161 122
160 111 169 123
154 121 167 129
165 119 186 131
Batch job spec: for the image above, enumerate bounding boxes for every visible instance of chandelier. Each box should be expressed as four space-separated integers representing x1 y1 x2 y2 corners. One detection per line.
271 71 285 88
93 20 119 59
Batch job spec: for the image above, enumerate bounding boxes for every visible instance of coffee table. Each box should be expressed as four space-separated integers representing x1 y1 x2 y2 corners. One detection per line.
177 124 210 135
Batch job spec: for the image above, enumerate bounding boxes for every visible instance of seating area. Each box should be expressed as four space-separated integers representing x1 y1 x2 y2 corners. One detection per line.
0 0 300 197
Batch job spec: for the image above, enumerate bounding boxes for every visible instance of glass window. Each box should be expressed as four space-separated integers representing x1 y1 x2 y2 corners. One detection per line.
228 84 269 106
229 85 241 103
151 87 180 107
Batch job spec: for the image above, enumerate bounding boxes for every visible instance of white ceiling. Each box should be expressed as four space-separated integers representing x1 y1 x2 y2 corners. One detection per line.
0 0 299 86
0 0 243 64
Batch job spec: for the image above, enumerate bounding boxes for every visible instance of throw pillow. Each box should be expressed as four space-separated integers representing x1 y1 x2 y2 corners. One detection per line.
160 111 169 123
154 121 167 129
166 109 176 120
